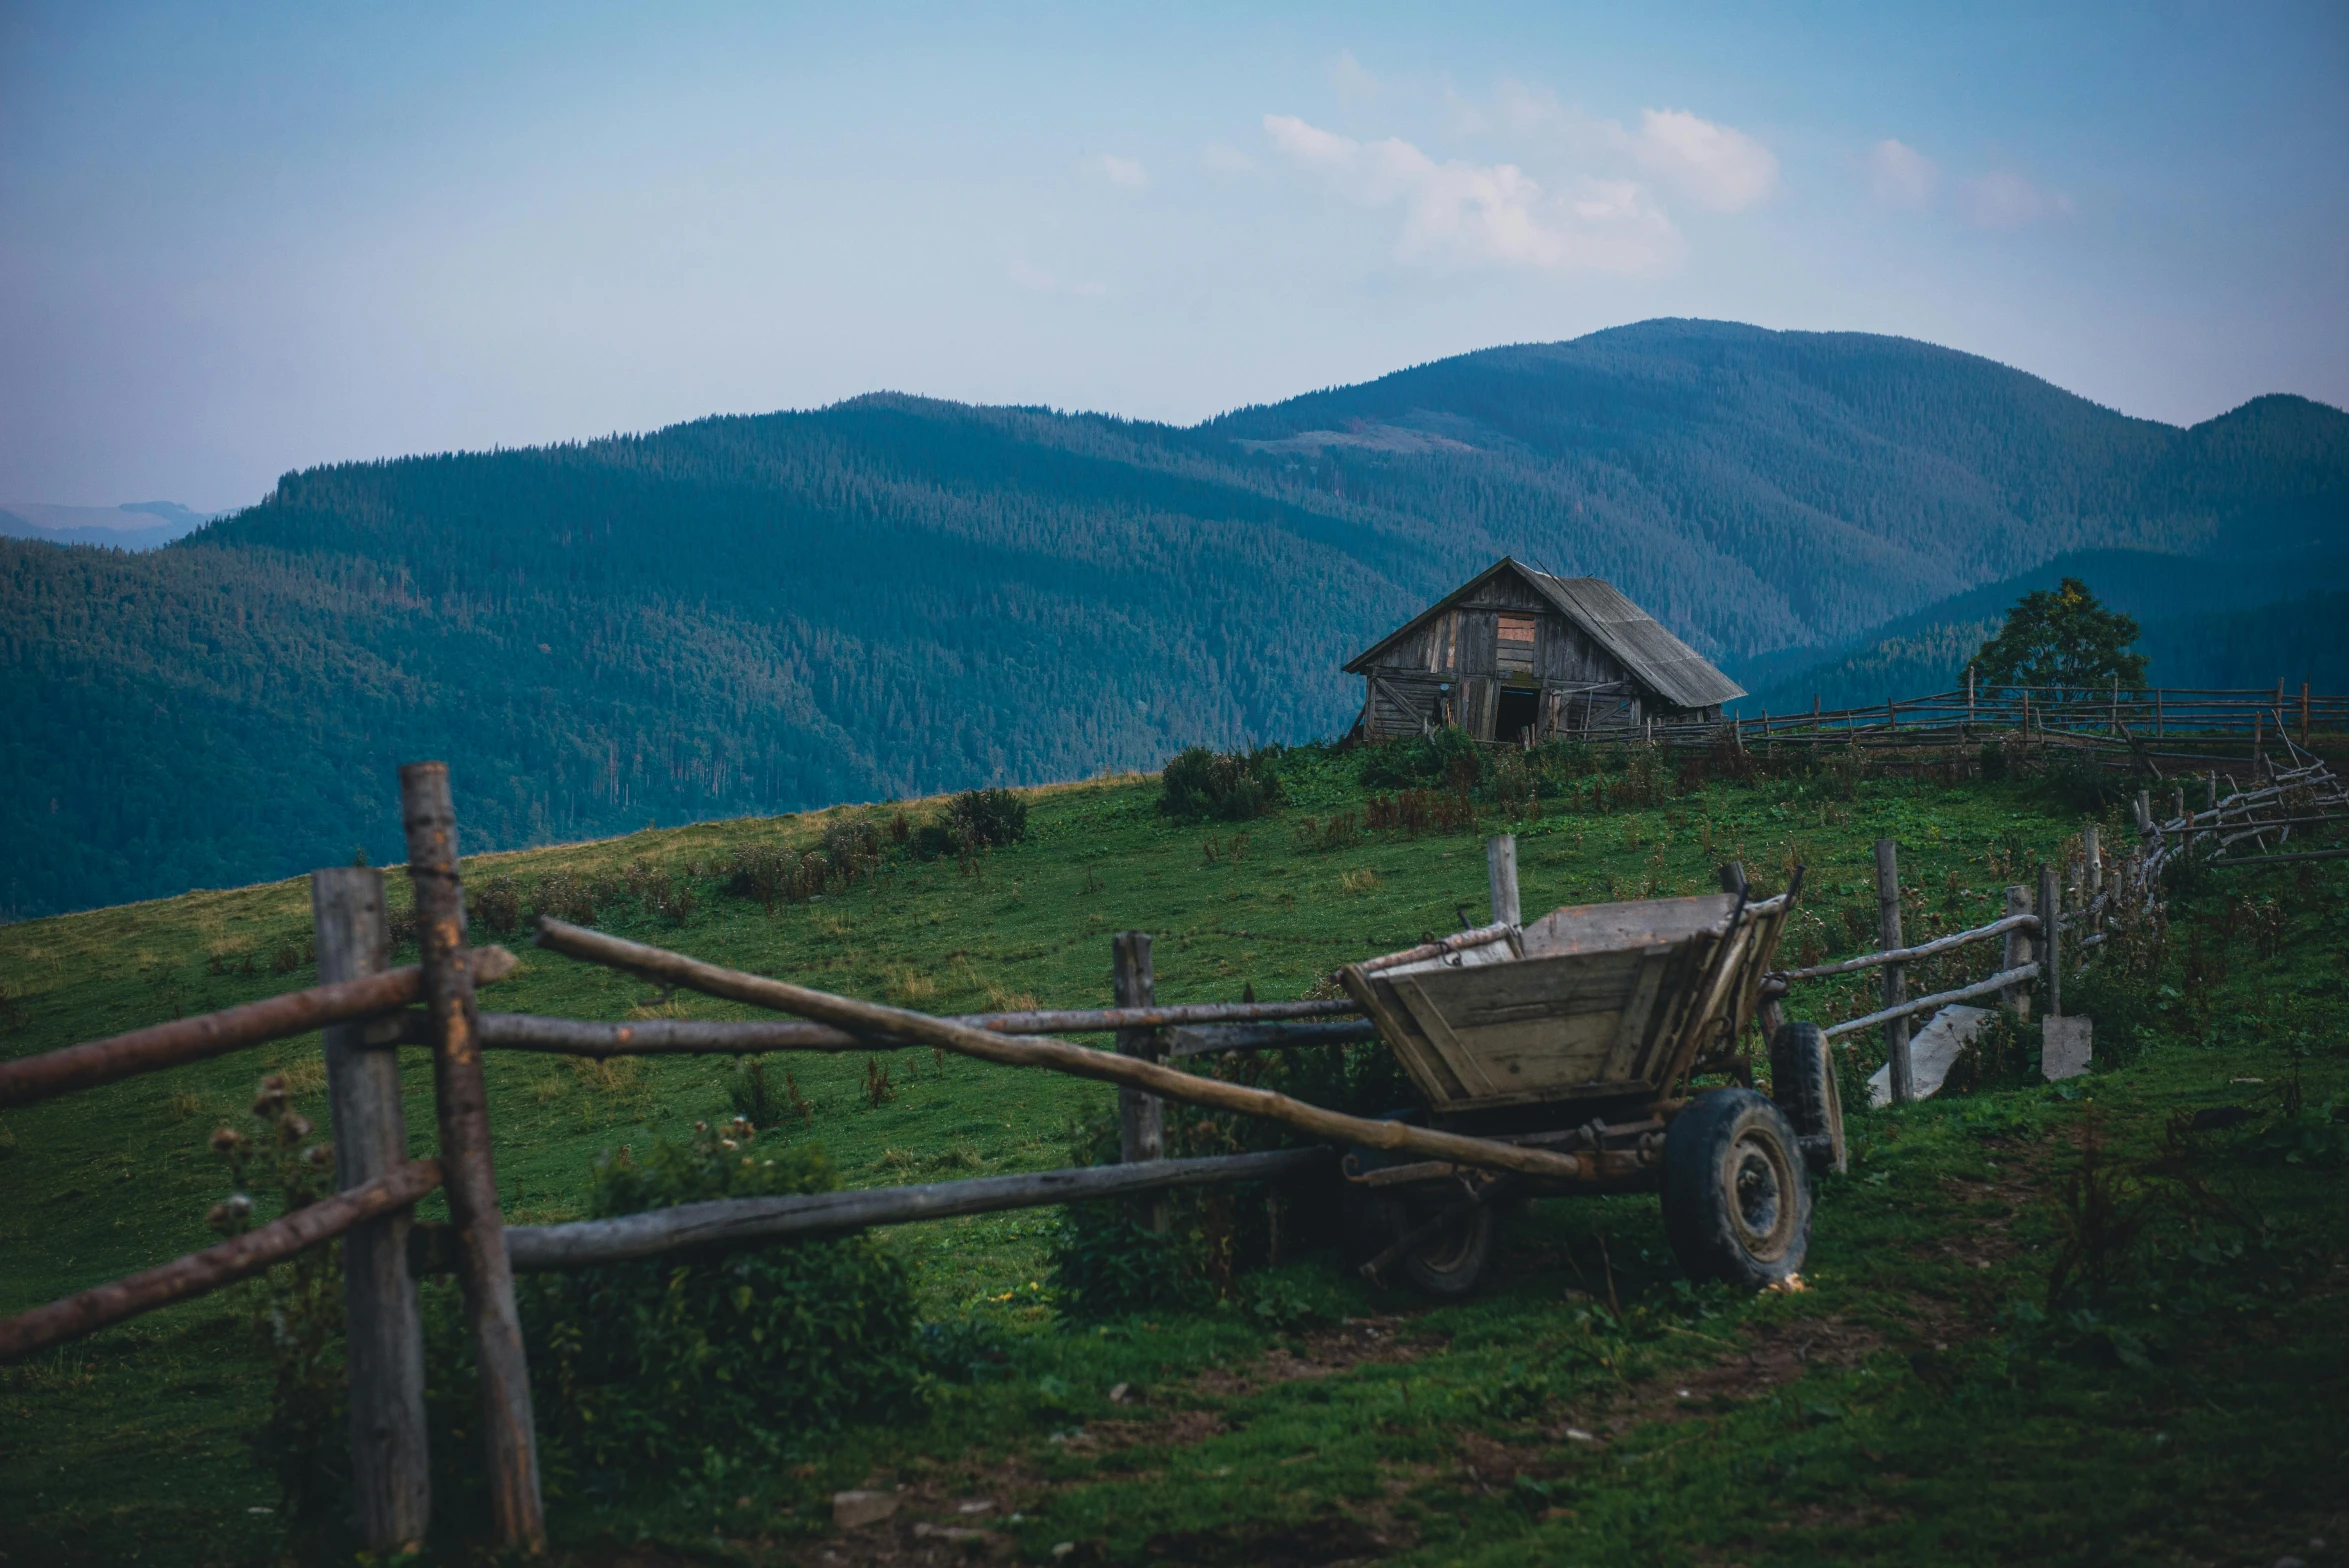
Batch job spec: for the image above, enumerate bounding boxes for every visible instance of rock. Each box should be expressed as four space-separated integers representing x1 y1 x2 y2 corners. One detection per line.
832 1489 898 1529
2042 1015 2093 1082
1868 1005 1993 1105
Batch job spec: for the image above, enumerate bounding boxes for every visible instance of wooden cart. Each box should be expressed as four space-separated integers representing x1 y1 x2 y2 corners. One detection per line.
1336 874 1839 1295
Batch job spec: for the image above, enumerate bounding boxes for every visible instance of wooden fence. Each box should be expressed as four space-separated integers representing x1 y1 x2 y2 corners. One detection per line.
1617 680 2349 773
0 762 1535 1555
12 749 2329 1552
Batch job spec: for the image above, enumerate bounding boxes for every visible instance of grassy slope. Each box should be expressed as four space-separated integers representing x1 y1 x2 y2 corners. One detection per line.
2 753 2343 1565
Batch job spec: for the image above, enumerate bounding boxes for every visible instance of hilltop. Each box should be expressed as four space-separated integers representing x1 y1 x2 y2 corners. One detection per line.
5 319 2346 917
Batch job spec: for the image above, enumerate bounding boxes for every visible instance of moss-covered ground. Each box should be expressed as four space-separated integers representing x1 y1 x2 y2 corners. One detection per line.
2 746 2343 1564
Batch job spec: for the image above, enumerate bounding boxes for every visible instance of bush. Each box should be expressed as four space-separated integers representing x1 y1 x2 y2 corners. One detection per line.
1358 727 1482 792
1161 746 1284 822
521 1121 921 1477
1049 1204 1213 1320
467 873 523 933
951 788 1029 849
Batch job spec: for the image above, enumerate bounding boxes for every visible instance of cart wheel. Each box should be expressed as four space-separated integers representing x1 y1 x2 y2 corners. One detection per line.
1769 1021 1846 1175
1662 1089 1811 1290
1379 1192 1494 1297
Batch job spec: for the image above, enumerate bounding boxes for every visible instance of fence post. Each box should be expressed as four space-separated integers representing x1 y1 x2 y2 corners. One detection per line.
1874 839 1913 1105
2000 885 2035 1021
2037 862 2061 1020
398 763 544 1553
1486 834 1520 927
313 867 429 1553
1111 932 1166 1230
2083 825 2102 897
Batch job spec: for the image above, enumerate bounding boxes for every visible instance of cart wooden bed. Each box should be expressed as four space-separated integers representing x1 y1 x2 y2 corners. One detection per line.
1334 872 1837 1295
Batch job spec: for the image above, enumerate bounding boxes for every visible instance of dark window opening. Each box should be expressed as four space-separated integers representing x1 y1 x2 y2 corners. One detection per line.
1495 686 1541 744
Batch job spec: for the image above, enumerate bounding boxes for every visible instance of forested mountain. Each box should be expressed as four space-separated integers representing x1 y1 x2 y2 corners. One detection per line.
4 319 2344 917
1730 548 2349 714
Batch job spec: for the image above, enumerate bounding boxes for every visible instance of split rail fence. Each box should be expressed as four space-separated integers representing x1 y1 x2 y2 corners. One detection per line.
1620 680 2348 775
0 763 1538 1555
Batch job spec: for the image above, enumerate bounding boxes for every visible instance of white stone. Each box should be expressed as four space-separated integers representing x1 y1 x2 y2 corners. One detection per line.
832 1489 898 1529
2042 1015 2093 1081
1867 1004 1993 1106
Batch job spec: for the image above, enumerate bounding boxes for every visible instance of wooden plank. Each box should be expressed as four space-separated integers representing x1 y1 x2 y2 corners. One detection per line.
1599 947 1674 1082
399 763 543 1553
313 868 430 1553
1391 974 1507 1098
0 1161 440 1364
1519 893 1737 958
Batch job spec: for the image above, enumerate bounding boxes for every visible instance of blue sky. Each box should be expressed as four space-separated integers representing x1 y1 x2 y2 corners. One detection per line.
2 1 2344 509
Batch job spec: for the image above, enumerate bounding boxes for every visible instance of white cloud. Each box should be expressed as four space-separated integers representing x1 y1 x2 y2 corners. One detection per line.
1083 154 1148 190
1262 113 1679 276
1009 260 1108 298
1957 169 2074 228
1201 142 1255 173
1866 139 1938 208
1627 108 1779 212
1330 49 1381 102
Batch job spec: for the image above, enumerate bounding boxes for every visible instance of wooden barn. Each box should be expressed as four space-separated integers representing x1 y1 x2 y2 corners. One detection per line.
1345 558 1745 743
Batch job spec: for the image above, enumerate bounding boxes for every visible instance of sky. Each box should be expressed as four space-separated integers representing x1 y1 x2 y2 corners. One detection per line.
2 1 2344 511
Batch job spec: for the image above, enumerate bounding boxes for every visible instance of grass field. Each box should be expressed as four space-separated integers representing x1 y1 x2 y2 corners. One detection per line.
2 744 2343 1565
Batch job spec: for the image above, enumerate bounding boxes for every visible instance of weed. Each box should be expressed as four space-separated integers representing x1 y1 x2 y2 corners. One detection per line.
519 1123 920 1475
862 1056 896 1108
1161 746 1284 822
468 872 524 933
1338 867 1381 897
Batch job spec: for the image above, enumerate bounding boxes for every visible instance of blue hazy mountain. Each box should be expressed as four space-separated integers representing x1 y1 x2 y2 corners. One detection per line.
4 320 2343 916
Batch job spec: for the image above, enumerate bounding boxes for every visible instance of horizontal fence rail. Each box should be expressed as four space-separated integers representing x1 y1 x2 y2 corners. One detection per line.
464 1148 1333 1273
0 1161 443 1363
1770 912 2041 983
0 948 516 1109
1818 964 2042 1041
377 999 1366 1058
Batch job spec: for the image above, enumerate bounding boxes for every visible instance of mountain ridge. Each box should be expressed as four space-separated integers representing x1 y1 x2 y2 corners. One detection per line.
5 318 2344 918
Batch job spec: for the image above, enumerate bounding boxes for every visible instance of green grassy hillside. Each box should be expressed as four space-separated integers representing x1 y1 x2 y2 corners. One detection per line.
2 747 2343 1564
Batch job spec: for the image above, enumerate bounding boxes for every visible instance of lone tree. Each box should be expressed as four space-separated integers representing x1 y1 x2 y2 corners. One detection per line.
1971 577 2149 699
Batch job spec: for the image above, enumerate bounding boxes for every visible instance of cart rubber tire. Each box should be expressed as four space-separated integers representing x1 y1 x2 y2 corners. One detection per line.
1663 1089 1811 1289
1769 1021 1847 1175
1379 1193 1494 1297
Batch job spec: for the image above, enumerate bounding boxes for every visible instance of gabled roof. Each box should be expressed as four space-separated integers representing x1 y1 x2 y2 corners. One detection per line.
1344 557 1746 709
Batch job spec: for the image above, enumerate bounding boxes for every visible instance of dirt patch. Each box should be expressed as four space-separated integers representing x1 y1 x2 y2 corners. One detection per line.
783 1461 1048 1567
1063 1406 1230 1453
1560 1314 1887 1440
1193 1315 1439 1398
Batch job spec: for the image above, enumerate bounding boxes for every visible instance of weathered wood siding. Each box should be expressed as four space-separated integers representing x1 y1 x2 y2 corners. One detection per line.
1357 585 1639 741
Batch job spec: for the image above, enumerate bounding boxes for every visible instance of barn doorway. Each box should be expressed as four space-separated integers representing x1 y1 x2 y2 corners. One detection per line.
1495 686 1541 745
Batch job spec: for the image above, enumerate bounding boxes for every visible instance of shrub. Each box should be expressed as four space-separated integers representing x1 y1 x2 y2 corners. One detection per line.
1160 746 1284 822
822 818 884 884
531 871 604 927
468 873 523 933
521 1121 921 1477
723 844 793 912
1358 726 1482 792
950 788 1029 849
1050 1204 1212 1320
